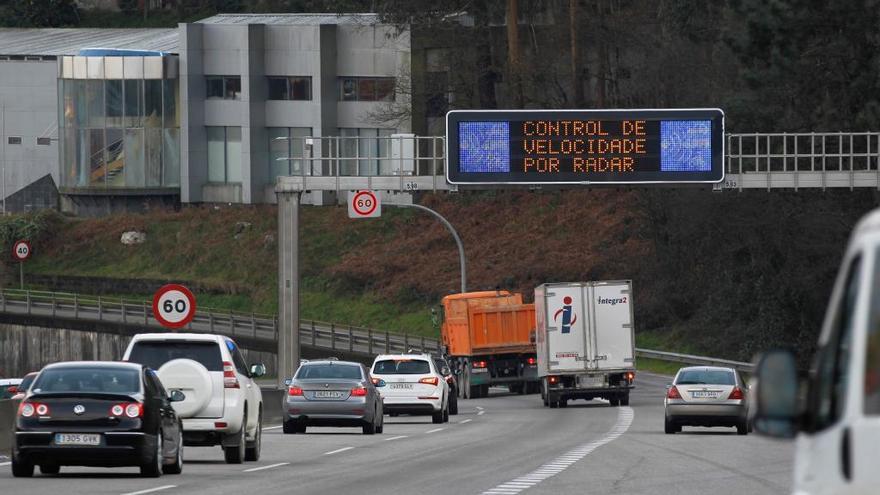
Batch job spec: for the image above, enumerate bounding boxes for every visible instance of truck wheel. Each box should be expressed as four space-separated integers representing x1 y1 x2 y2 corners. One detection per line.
559 398 568 408
609 397 620 407
548 395 559 408
620 393 630 406
480 384 489 398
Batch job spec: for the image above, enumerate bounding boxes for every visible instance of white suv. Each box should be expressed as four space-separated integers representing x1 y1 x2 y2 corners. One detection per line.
371 353 450 424
123 333 265 464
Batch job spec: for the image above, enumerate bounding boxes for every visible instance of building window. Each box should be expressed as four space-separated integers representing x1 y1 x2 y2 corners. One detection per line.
207 126 242 183
206 76 241 100
425 71 450 118
7 137 21 145
267 77 312 101
268 127 312 179
338 77 395 102
37 137 51 145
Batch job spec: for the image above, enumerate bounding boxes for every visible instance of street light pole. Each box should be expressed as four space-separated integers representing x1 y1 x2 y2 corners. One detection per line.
392 202 467 293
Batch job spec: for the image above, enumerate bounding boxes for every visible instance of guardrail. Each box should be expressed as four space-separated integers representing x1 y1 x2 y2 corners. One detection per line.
0 288 749 370
635 348 754 373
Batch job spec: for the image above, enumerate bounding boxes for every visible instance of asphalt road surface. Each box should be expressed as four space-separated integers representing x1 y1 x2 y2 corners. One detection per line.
0 373 793 495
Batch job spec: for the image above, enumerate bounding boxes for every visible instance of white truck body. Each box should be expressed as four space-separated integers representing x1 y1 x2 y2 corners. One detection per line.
535 281 636 406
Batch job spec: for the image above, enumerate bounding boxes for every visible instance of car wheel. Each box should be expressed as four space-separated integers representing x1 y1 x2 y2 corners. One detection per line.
224 412 246 464
443 401 450 422
432 408 444 424
283 419 297 434
11 454 34 478
736 419 749 436
245 410 262 461
163 426 183 475
140 431 163 477
376 411 384 434
39 464 60 475
664 416 677 434
449 394 459 415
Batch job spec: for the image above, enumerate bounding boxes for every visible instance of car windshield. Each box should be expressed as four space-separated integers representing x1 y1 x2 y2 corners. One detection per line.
32 367 141 394
676 369 736 386
127 341 223 372
373 359 431 375
296 364 362 380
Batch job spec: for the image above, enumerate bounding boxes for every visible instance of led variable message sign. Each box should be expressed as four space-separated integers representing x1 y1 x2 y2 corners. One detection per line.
445 109 724 185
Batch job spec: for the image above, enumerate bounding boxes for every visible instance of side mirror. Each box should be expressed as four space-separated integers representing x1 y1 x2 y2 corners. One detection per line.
284 378 292 387
249 363 267 378
751 350 800 439
169 390 186 402
441 367 451 376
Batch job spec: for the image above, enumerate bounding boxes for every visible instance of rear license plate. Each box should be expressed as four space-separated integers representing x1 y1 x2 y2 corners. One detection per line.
390 383 413 390
55 433 101 446
691 391 719 399
314 391 345 399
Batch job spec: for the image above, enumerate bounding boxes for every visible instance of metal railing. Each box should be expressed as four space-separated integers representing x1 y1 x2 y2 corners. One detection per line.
0 288 750 370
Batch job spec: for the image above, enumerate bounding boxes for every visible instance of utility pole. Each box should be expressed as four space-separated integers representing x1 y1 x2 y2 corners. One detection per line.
276 180 302 389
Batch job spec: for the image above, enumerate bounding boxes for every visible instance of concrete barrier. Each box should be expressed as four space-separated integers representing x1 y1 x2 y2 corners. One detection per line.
261 388 284 426
0 399 16 456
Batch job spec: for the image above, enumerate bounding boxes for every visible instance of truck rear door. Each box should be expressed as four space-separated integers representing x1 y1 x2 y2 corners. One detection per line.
590 281 634 370
545 284 590 373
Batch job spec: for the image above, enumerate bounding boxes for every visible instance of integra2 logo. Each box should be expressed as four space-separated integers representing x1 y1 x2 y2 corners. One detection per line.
554 296 577 334
598 296 627 306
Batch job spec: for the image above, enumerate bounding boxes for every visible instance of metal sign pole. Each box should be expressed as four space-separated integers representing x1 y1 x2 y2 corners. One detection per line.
19 261 23 290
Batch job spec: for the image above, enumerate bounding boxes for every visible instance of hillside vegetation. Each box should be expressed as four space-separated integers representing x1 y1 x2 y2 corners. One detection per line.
1 189 875 363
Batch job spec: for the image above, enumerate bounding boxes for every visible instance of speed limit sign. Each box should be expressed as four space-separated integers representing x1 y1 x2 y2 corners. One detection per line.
12 240 31 261
152 284 196 329
348 190 381 218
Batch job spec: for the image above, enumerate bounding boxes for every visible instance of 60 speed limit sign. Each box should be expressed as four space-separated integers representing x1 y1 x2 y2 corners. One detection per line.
347 190 381 218
152 284 196 329
12 240 31 261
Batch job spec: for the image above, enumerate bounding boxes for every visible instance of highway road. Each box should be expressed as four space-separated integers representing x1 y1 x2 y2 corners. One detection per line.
0 373 793 495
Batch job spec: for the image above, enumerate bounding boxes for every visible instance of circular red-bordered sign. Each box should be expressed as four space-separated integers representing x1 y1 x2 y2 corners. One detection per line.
12 240 31 262
351 190 378 216
152 284 197 329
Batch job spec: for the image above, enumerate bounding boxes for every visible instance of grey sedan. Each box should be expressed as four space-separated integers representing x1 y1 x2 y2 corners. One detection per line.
664 366 749 435
282 360 384 435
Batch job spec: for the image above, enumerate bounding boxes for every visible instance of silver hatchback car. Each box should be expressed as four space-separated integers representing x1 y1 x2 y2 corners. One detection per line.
282 359 384 435
664 366 749 435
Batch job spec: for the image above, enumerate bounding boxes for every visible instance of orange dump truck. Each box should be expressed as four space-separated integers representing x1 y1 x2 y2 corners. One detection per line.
440 291 539 399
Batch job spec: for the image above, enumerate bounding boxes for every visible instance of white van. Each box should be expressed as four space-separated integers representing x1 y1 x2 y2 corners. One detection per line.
752 208 880 494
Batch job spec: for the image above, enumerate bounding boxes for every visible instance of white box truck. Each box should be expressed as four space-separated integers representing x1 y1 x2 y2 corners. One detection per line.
535 280 636 408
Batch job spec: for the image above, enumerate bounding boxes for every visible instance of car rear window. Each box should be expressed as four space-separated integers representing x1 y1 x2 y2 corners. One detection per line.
676 369 736 386
296 364 362 380
373 359 431 375
19 374 36 392
32 367 141 394
0 384 19 399
128 341 223 372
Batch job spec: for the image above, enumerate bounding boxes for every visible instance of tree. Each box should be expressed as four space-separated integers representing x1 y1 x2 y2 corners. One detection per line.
2 0 80 27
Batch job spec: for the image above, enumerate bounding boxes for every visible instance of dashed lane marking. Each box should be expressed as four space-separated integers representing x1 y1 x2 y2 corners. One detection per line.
322 446 355 456
425 428 444 434
262 425 283 431
243 462 290 472
120 486 177 495
384 435 408 441
480 407 634 495
0 462 10 467
459 419 473 424
477 410 485 416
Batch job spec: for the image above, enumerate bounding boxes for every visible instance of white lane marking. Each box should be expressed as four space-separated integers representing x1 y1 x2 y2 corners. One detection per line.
425 428 445 434
322 446 354 456
459 419 473 424
477 410 485 416
480 407 634 495
120 486 177 495
384 435 408 441
262 425 283 431
475 406 484 410
0 462 9 467
243 462 290 472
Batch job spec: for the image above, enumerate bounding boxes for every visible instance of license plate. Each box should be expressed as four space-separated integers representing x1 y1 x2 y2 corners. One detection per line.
691 391 719 399
55 433 101 446
314 391 345 399
390 383 413 390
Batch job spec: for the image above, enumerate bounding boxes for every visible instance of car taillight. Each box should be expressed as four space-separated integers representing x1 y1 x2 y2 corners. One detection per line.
288 386 303 396
19 402 36 417
728 387 745 400
110 404 125 416
125 403 143 418
419 377 439 386
667 386 682 399
527 357 537 365
548 376 559 385
625 372 635 382
350 387 368 397
223 361 240 389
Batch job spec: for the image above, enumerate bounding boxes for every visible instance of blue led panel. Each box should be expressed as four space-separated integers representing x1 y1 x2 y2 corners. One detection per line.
660 120 712 172
458 122 510 173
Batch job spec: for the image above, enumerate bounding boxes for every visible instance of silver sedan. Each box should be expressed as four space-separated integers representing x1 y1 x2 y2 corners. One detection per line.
664 366 749 435
282 360 384 435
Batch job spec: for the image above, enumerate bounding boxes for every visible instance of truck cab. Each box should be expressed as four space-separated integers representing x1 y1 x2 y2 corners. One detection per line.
752 208 880 494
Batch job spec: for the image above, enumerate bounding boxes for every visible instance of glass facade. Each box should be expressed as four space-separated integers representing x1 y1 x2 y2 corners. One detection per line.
59 56 179 190
268 127 312 179
339 128 394 175
207 126 242 183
